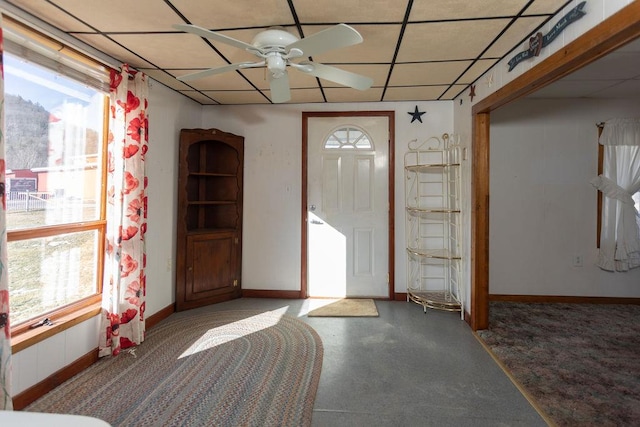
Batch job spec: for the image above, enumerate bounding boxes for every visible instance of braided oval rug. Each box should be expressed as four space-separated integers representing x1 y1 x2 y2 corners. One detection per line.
26 309 323 427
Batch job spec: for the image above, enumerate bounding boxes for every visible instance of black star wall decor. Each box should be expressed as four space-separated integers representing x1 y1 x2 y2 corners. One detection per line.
408 105 426 123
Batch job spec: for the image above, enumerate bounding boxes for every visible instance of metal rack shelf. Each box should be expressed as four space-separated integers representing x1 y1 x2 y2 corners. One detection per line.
404 133 464 318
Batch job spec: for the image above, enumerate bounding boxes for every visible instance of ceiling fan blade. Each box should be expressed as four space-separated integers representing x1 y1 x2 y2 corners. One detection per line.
300 62 373 90
177 62 256 81
174 24 257 52
269 72 291 103
288 24 363 57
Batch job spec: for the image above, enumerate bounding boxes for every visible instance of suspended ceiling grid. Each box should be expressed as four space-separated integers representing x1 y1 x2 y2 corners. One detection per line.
3 0 573 105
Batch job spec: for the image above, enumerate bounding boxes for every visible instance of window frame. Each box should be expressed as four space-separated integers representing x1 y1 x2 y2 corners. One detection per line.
4 18 109 351
323 125 374 150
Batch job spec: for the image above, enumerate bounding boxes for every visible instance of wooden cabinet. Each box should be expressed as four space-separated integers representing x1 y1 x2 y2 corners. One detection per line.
176 128 243 311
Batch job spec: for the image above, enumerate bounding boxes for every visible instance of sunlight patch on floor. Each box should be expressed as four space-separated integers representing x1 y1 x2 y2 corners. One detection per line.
178 309 286 358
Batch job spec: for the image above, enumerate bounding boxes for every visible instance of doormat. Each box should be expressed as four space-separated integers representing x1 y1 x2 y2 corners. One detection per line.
307 299 378 317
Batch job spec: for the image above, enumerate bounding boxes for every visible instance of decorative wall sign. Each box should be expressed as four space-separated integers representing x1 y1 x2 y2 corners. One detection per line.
408 105 426 123
508 1 587 72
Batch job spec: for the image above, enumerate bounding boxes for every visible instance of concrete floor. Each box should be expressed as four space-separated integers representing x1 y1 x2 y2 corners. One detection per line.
206 298 547 427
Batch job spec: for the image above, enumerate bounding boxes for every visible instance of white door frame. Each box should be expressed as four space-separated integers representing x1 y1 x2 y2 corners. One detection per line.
301 111 395 299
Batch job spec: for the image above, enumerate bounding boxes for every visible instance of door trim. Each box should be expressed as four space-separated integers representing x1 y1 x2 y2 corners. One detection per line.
301 111 395 299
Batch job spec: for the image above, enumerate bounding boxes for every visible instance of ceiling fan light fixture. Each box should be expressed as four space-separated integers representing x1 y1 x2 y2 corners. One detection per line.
176 23 372 102
251 28 298 51
266 54 286 77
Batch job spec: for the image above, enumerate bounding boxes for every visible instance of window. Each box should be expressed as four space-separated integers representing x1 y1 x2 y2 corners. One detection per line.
324 126 373 150
4 22 109 335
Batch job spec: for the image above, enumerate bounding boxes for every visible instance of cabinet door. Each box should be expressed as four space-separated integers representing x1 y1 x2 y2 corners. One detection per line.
183 231 240 308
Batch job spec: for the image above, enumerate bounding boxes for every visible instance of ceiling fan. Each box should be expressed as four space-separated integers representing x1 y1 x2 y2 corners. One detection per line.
174 23 374 103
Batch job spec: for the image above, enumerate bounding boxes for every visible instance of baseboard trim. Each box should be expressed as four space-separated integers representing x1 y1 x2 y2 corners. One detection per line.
12 303 176 410
242 289 303 299
13 348 98 410
489 294 640 304
394 292 408 301
146 303 175 329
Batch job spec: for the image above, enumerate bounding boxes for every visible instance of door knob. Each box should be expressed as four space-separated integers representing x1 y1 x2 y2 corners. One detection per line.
309 204 316 211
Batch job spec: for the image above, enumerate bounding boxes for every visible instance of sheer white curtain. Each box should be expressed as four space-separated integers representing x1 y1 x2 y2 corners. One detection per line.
591 118 640 272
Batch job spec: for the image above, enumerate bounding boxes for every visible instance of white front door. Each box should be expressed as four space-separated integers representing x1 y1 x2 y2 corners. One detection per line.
307 116 389 298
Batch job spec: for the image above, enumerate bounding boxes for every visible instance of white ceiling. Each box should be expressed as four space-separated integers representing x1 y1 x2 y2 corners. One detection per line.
3 0 602 105
527 36 640 99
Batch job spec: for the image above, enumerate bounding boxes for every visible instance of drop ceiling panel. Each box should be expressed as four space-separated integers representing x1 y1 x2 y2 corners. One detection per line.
307 24 401 63
440 84 468 100
292 0 408 23
282 88 326 103
409 0 529 21
171 0 295 29
51 0 180 32
398 20 511 62
383 86 448 101
457 59 499 84
179 91 219 104
74 34 155 69
389 62 472 86
524 0 570 15
8 0 94 32
108 34 227 69
324 87 384 103
484 16 547 58
141 69 193 90
170 70 257 91
202 90 272 104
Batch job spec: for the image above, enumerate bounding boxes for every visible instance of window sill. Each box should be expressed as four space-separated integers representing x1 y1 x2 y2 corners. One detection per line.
11 301 102 354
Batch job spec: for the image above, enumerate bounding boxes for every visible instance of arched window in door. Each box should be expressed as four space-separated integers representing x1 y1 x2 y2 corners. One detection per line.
324 126 373 150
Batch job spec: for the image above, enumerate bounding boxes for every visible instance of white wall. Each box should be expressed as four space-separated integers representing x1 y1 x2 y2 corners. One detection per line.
11 81 202 396
452 0 637 311
200 101 453 295
491 98 640 296
145 81 202 315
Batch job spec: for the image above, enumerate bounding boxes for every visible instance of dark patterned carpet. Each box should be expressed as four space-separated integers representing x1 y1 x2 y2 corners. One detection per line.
477 302 640 426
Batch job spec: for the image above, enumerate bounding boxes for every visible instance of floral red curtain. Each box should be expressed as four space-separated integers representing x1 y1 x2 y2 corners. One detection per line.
99 65 149 357
0 22 13 410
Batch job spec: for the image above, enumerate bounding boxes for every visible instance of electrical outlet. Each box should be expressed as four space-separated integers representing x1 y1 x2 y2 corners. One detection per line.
166 258 172 272
573 255 583 267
